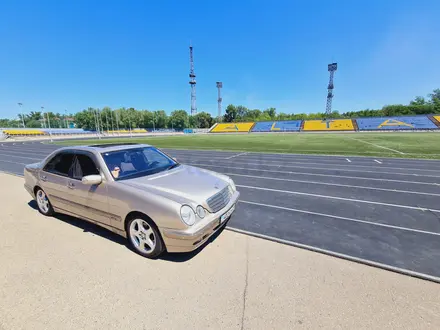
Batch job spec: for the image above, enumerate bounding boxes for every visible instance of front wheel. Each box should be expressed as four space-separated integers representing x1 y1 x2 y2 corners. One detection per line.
127 217 165 258
35 188 54 216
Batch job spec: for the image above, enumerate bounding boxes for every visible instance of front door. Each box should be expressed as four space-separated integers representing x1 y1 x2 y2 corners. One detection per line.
64 152 111 225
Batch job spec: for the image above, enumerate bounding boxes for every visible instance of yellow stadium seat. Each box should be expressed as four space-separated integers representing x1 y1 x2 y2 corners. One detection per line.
211 122 255 133
4 129 45 135
434 115 440 123
303 119 354 131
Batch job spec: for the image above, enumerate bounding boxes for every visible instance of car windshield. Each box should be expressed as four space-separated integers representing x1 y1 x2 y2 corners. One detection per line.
101 147 179 180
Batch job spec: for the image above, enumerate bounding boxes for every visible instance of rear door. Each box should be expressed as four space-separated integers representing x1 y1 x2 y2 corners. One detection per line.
40 151 75 210
64 152 111 225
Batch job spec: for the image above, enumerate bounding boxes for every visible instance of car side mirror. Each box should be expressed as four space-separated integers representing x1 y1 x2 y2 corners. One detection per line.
82 174 102 185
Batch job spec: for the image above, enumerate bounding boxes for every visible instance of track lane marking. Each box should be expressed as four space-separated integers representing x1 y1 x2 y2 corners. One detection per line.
226 173 440 197
0 154 41 161
346 158 351 163
179 155 440 173
225 152 249 160
0 149 46 158
239 200 440 236
187 163 440 186
0 159 28 165
374 159 382 164
185 159 440 178
226 226 440 284
202 160 440 177
237 185 440 213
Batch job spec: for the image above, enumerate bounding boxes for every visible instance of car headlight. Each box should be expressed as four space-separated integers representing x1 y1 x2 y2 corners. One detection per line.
229 178 236 192
180 205 196 226
196 205 206 218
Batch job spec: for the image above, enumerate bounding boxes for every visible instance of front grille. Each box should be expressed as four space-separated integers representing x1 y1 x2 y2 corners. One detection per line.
207 185 232 213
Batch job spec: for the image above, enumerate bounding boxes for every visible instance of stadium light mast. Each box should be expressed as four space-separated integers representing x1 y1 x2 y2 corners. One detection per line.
18 103 26 128
325 63 338 118
42 106 53 142
189 44 197 116
216 82 223 123
65 110 68 128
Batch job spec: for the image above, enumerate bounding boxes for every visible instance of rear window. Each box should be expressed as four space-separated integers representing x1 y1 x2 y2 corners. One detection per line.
43 152 75 176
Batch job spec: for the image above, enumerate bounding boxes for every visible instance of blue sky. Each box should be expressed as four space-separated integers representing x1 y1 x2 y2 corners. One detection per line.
1 0 439 118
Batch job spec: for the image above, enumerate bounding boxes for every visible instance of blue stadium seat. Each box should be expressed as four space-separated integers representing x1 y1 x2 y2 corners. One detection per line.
252 120 302 132
356 116 437 130
41 128 90 134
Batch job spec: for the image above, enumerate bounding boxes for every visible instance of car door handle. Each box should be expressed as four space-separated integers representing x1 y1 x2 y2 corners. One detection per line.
68 182 75 189
41 175 47 182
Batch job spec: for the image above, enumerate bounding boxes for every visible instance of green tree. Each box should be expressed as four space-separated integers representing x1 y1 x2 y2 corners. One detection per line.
153 110 167 128
410 96 426 105
223 104 237 122
428 89 440 113
169 110 189 129
193 112 214 128
263 107 276 119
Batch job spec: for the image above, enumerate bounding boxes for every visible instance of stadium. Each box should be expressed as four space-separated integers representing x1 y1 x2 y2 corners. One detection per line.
2 2 440 327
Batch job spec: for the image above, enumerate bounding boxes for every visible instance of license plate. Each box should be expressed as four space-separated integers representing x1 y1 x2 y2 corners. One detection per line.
220 204 235 223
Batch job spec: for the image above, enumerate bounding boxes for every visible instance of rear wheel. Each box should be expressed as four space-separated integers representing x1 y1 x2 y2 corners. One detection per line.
35 188 54 216
127 216 165 258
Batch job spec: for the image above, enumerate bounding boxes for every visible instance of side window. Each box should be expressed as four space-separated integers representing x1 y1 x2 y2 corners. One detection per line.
71 154 100 180
43 152 75 176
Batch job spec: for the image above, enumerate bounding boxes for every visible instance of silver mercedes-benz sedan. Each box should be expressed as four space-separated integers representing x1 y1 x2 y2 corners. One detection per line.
24 143 239 258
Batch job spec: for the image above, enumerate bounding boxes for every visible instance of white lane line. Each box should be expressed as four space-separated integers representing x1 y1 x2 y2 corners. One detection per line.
239 200 440 236
237 184 440 213
188 159 440 178
346 137 405 154
229 152 440 164
0 159 28 165
225 152 248 160
187 163 440 186
346 158 351 163
374 159 382 164
0 149 46 158
226 227 440 284
182 156 440 174
226 173 440 197
0 154 41 161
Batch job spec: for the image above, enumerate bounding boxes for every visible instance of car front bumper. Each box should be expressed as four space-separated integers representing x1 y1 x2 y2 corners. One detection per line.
162 191 240 252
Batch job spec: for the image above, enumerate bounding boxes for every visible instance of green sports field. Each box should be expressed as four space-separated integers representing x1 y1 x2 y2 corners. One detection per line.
55 132 440 159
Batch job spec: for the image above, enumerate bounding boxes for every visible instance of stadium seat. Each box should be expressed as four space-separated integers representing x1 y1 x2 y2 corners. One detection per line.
3 129 46 136
356 116 437 130
434 115 440 124
302 119 354 131
210 122 255 133
252 120 302 132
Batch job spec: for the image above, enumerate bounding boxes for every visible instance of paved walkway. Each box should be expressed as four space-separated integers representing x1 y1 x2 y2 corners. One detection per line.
0 173 439 329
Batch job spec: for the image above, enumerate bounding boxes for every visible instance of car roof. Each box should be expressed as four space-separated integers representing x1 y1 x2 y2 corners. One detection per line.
58 143 152 154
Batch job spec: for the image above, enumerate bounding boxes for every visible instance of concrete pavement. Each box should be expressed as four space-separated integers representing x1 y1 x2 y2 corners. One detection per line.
0 173 439 329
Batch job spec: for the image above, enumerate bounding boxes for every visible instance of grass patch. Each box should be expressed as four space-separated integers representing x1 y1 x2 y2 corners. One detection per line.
54 132 440 159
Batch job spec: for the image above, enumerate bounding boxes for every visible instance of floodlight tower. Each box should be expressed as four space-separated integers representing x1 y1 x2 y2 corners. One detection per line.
189 44 197 115
325 63 338 118
216 82 222 122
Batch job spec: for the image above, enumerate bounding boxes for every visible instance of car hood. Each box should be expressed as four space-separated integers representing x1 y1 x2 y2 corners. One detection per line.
120 165 229 204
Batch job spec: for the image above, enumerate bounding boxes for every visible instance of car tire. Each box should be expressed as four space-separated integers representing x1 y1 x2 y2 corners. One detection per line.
126 215 165 259
35 188 54 216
